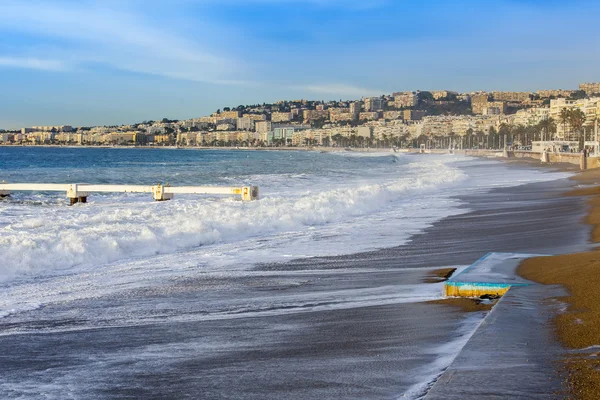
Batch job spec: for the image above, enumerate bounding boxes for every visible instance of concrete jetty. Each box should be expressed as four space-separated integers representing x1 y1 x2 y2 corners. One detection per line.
444 252 539 298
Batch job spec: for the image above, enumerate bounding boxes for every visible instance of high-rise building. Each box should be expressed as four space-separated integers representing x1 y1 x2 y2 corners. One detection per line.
237 117 255 131
255 121 272 134
271 112 293 122
491 92 531 102
363 97 385 112
392 92 417 108
471 94 490 114
350 101 362 117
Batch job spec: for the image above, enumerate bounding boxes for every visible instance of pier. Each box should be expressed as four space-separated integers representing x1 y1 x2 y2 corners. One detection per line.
0 182 259 204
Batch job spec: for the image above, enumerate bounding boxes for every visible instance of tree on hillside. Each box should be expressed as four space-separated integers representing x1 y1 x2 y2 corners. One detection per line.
569 90 587 100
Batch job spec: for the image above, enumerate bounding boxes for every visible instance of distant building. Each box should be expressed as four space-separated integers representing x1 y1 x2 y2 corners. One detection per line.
216 123 235 131
491 92 531 102
359 112 379 121
268 125 310 145
383 111 403 120
109 132 135 145
329 108 354 122
303 110 329 123
242 113 267 121
255 121 272 134
214 110 242 119
550 97 600 139
349 101 363 117
430 90 458 100
392 92 418 108
471 94 490 114
363 97 385 112
214 118 237 127
271 112 292 122
536 89 575 98
237 117 255 131
510 107 550 126
357 126 372 138
28 125 73 133
254 121 272 133
483 106 502 115
579 82 600 95
403 110 426 121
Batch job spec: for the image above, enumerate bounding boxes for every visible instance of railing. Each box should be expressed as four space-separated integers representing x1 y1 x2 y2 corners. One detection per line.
0 182 259 204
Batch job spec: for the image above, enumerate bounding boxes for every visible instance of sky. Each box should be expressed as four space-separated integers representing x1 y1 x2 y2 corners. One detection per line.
0 0 599 129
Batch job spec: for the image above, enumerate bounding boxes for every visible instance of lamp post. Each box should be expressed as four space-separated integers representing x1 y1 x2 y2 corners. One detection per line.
595 119 599 156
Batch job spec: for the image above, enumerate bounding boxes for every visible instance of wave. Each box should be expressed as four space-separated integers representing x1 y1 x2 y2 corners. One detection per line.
0 160 465 283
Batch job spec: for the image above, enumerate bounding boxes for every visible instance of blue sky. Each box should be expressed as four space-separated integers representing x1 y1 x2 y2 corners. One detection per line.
0 0 599 129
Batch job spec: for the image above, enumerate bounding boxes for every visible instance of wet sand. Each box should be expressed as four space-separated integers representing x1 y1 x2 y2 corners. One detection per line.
0 161 591 399
519 168 600 400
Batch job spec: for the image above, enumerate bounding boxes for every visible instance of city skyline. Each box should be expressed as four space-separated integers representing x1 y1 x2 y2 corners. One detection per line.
1 0 599 129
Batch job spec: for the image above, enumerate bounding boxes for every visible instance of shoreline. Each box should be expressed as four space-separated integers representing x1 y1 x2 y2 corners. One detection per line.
0 147 594 398
0 148 588 399
518 168 600 399
0 144 393 153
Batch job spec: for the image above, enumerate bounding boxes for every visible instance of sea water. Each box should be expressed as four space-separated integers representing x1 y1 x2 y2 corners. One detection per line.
0 147 573 399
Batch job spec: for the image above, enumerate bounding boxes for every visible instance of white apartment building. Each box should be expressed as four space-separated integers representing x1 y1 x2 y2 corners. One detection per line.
509 107 550 126
392 92 417 108
363 97 385 112
271 112 292 122
237 117 255 131
550 97 600 139
255 121 272 134
242 114 267 121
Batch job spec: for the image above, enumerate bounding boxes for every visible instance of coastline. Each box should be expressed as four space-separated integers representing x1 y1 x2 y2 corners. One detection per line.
0 144 390 153
0 151 589 399
518 168 600 400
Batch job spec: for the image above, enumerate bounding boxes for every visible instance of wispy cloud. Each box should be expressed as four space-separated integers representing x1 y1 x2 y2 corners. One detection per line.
153 0 387 8
0 1 243 84
293 83 383 98
0 56 66 71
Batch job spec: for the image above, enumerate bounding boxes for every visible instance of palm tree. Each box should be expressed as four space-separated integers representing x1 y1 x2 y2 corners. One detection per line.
332 134 343 147
559 108 571 140
498 123 512 149
538 118 557 142
568 108 586 150
465 128 474 149
448 132 457 149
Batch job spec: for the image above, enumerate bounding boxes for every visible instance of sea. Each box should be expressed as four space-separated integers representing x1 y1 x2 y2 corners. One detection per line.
0 147 583 399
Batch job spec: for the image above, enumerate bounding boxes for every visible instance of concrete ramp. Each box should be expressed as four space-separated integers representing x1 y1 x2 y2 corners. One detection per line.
444 252 542 297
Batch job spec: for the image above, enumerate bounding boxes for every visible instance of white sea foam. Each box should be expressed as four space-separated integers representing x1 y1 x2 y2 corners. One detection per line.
0 158 465 282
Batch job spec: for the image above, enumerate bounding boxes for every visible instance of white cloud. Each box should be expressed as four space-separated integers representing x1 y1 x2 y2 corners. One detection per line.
0 57 66 71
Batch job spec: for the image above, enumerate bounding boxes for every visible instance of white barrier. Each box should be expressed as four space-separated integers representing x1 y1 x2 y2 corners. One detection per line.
0 182 259 204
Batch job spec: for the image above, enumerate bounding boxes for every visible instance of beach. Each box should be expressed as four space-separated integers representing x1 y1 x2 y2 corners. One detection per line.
519 168 600 399
0 148 593 399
